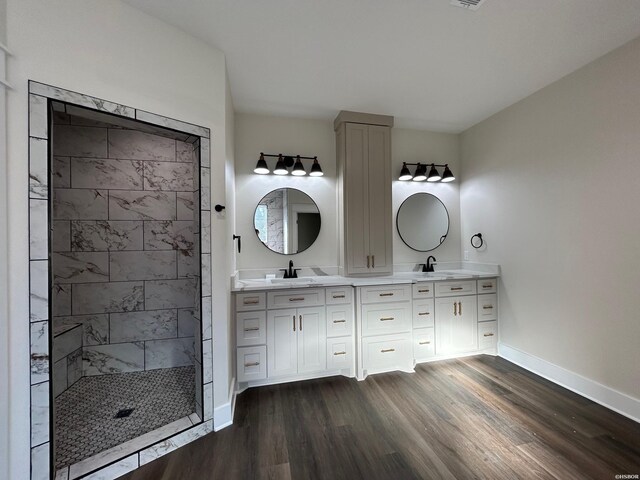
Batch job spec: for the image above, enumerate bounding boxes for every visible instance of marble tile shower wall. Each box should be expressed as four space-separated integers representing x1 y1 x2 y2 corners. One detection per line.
51 114 199 394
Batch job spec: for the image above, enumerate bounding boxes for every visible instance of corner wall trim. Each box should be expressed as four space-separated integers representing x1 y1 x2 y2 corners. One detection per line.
213 378 236 431
498 343 640 423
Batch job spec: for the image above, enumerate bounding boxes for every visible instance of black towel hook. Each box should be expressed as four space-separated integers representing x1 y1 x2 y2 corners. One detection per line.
470 233 484 249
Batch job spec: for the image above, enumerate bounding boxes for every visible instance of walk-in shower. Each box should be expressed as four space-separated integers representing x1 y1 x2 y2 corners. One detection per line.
46 100 204 475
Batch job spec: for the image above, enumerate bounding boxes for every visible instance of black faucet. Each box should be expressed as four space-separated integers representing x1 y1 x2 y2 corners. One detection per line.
422 256 437 273
280 260 301 279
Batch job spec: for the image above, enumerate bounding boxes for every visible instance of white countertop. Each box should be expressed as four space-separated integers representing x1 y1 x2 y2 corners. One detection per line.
232 269 499 292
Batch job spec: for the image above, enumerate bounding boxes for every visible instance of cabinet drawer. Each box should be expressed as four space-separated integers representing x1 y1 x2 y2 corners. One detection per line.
412 282 434 299
236 311 266 347
360 284 411 304
435 280 476 297
267 288 325 309
237 346 267 382
478 294 498 322
478 321 498 350
413 328 435 362
325 286 353 305
412 299 434 329
236 292 266 312
478 278 498 294
361 303 411 336
326 305 354 338
327 336 353 370
362 334 412 373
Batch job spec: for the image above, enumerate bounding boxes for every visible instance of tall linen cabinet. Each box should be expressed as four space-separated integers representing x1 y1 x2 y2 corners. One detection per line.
335 111 394 276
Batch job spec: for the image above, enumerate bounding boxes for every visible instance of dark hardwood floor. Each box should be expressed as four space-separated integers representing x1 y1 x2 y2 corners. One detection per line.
119 355 640 479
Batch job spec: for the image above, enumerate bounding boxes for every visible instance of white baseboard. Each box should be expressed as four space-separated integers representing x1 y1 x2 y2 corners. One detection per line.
213 377 236 431
498 343 640 423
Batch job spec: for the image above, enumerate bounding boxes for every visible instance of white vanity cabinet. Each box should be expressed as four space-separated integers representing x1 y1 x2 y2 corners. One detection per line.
434 294 478 355
357 284 413 377
267 306 326 377
235 286 355 389
412 282 435 362
477 278 498 351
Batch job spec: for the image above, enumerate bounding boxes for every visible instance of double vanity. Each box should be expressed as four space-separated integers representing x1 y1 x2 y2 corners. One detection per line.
233 269 499 390
234 110 497 391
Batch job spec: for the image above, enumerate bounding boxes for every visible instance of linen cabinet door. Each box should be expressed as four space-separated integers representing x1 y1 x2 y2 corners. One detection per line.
367 125 392 274
297 306 327 374
435 296 477 356
267 309 298 378
344 123 371 275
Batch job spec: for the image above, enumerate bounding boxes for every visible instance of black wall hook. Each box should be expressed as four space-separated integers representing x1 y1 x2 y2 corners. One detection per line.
214 204 226 212
470 233 484 249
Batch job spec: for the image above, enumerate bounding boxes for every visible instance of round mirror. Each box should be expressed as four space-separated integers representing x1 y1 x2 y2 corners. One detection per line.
254 188 321 255
396 193 449 252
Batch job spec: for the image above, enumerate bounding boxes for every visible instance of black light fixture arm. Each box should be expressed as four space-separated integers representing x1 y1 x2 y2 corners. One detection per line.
261 153 317 161
403 162 449 168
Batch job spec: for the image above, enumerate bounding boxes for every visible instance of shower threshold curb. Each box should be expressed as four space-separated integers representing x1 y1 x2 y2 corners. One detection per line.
56 412 203 479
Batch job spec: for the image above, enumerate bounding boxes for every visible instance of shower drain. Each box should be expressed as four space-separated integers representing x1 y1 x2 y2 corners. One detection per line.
114 408 134 418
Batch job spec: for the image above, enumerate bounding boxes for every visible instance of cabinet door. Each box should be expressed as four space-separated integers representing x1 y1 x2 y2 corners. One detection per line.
267 309 298 378
367 125 393 274
297 306 327 374
344 123 371 275
435 296 478 355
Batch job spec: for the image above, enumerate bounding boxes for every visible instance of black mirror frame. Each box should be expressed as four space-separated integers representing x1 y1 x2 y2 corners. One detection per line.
253 187 322 255
396 192 450 252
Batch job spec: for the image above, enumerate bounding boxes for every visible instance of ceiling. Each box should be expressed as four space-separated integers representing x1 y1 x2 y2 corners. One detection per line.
123 0 640 133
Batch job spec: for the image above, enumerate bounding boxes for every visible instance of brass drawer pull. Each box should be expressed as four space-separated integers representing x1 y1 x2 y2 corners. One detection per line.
453 302 457 316
367 255 370 268
418 312 430 316
372 255 375 268
244 362 260 367
244 327 260 332
381 348 395 353
418 289 430 293
379 293 394 297
333 319 346 323
419 341 431 345
483 333 495 337
293 315 296 332
450 287 463 291
289 297 305 302
380 317 394 321
482 284 493 289
459 301 462 315
299 314 303 331
243 299 260 305
333 351 347 356
483 305 493 310
332 294 346 299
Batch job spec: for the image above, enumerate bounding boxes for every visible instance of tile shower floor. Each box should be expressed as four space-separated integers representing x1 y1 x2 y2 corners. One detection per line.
55 366 195 470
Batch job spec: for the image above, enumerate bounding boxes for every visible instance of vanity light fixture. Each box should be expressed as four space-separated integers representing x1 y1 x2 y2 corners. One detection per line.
412 163 427 182
253 153 323 177
399 163 413 181
291 155 306 176
273 154 289 175
441 165 455 183
426 164 442 182
253 153 270 174
398 162 455 183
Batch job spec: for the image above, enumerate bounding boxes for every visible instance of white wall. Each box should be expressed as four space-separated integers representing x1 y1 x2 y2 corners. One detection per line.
234 113 338 271
392 128 461 267
460 36 640 400
0 1 9 478
5 1 233 476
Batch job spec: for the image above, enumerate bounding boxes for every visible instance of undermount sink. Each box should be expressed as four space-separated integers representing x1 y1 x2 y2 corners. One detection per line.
270 277 316 285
